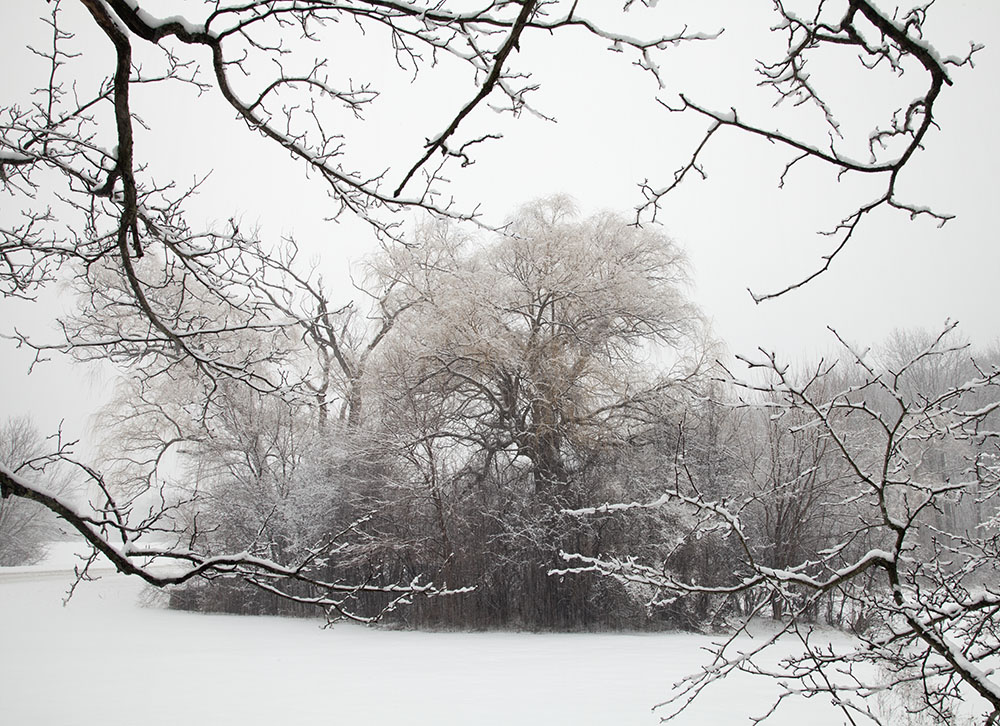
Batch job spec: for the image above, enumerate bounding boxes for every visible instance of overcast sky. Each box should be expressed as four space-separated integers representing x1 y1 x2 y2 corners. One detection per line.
2 0 998 446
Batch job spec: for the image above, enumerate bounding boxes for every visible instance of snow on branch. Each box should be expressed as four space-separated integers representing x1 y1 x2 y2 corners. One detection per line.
0 458 467 622
637 0 981 302
561 324 1000 723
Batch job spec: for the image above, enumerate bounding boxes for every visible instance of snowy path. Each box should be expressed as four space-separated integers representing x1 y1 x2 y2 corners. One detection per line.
0 545 848 726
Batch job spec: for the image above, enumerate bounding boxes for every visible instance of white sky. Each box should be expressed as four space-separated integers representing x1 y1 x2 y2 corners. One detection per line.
2 0 998 444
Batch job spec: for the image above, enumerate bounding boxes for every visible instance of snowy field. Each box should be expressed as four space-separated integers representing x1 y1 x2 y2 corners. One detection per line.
0 543 854 726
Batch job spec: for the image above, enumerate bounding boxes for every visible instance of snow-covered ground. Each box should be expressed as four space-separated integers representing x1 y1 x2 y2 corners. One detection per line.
1 542 853 726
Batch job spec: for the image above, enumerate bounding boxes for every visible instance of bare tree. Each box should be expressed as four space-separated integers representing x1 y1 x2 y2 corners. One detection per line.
247 236 435 430
0 417 74 565
560 326 1000 723
725 373 860 622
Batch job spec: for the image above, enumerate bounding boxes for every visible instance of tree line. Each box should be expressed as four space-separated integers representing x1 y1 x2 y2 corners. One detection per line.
14 199 988 643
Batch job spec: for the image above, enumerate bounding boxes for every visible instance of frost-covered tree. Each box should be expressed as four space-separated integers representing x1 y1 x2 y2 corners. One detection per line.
94 351 453 621
353 198 709 626
385 199 702 488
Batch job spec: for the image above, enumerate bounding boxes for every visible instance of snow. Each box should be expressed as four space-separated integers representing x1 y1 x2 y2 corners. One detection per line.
0 542 852 726
118 0 207 36
0 150 32 163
